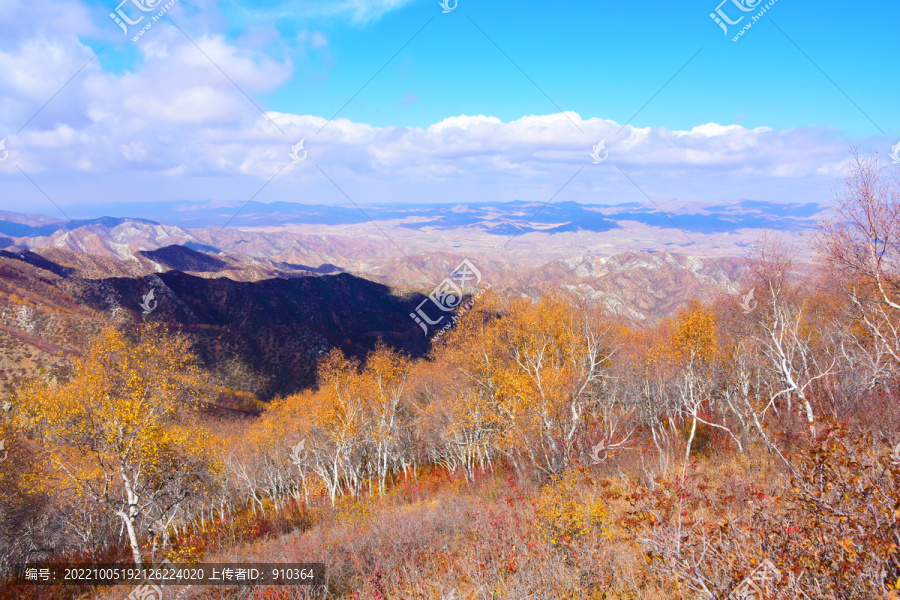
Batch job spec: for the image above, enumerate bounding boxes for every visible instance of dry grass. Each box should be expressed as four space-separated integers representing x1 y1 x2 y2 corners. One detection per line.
88 422 900 600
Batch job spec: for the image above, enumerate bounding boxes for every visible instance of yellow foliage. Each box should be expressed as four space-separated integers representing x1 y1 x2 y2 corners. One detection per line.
17 325 219 550
670 301 718 364
535 472 588 546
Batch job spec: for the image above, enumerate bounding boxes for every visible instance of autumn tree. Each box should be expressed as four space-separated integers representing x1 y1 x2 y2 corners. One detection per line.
421 293 506 480
230 405 295 514
278 350 368 506
744 238 841 435
431 292 619 477
361 344 412 496
666 301 742 462
0 408 52 572
621 325 676 465
20 325 217 568
711 296 787 460
818 152 900 386
500 294 619 475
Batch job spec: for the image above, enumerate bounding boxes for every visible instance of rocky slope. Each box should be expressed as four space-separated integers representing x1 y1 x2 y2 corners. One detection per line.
0 250 428 402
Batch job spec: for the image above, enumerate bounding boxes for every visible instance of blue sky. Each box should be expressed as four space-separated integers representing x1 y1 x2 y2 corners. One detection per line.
94 0 894 135
243 0 895 137
0 0 897 212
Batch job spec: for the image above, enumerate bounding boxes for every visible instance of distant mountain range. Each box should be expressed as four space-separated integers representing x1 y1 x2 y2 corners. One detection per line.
0 199 817 401
18 199 825 235
0 199 821 280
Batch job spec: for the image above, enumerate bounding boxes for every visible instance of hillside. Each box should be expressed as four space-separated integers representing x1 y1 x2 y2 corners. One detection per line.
0 250 427 401
0 240 772 403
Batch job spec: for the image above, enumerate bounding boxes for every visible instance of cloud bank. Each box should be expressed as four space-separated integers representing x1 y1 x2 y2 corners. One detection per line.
0 2 871 208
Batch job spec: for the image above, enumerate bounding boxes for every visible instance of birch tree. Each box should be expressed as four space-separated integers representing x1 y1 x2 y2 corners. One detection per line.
746 239 840 435
21 325 215 568
818 152 900 385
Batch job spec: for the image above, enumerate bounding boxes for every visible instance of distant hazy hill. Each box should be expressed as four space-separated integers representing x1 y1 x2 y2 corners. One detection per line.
512 252 754 322
357 250 762 324
0 199 822 270
49 199 824 234
0 214 196 259
0 199 819 399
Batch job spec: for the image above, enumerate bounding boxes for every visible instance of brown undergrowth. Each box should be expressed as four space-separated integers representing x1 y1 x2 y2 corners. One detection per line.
87 422 899 600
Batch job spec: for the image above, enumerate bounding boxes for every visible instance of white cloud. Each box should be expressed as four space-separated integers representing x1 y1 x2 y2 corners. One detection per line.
1 95 857 201
0 1 869 207
0 0 98 43
284 0 416 24
225 0 416 25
